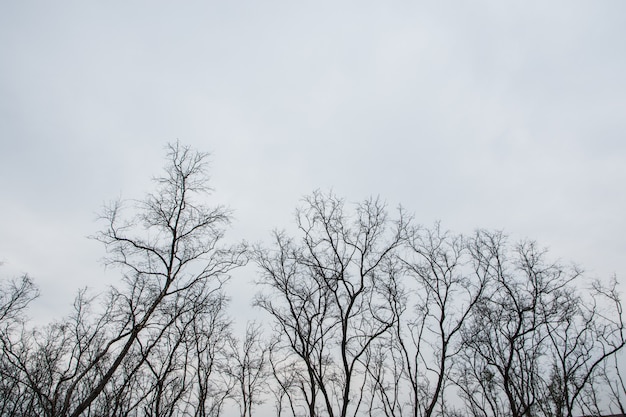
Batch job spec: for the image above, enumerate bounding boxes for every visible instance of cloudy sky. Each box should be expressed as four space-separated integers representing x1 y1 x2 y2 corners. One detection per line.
1 1 625 321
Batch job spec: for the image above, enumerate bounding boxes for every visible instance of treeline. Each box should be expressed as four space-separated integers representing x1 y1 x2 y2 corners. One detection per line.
1 143 624 417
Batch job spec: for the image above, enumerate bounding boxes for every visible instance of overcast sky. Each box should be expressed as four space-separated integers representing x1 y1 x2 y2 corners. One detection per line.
1 1 626 321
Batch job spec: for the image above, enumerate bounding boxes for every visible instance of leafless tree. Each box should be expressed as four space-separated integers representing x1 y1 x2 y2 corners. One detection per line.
368 224 490 417
456 235 572 417
266 335 306 417
538 277 625 417
456 232 625 417
0 274 40 417
225 321 270 417
254 191 408 417
0 142 246 417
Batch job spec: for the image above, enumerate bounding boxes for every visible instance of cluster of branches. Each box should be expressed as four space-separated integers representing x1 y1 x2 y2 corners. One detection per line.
255 192 626 417
0 143 251 417
1 143 624 417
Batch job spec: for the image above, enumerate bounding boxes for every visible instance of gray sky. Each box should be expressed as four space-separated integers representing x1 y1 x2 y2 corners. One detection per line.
1 1 626 321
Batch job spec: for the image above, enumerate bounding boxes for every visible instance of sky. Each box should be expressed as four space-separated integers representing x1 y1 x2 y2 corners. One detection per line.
1 1 626 324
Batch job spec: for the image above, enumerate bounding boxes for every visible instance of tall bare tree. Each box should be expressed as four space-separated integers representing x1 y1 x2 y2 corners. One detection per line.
0 142 246 417
226 321 270 417
456 233 625 417
370 225 489 417
254 191 408 417
0 274 40 417
538 277 625 417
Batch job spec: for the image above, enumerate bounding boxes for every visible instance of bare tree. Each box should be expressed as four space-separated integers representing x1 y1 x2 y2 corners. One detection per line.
538 277 625 417
0 142 246 417
254 191 408 417
456 232 625 417
266 335 307 417
370 224 489 417
226 321 270 417
457 235 571 417
185 287 234 417
0 274 40 417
